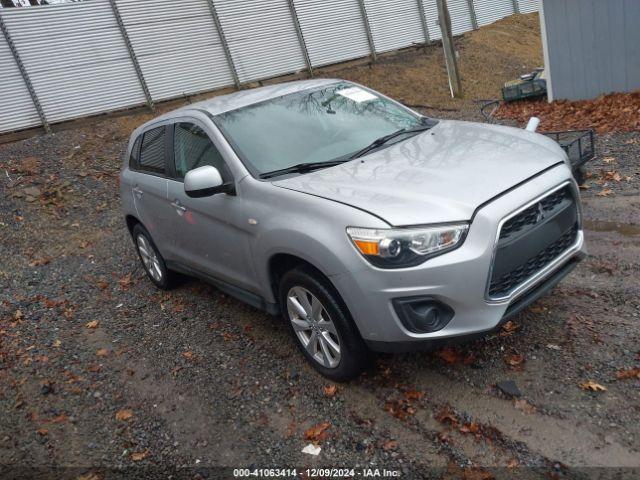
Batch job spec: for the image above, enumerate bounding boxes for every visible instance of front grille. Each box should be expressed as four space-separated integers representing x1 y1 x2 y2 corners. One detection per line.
488 185 579 299
489 226 578 297
500 187 570 241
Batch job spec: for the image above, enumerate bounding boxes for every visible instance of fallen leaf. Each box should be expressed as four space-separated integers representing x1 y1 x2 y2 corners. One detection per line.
36 428 48 436
507 458 519 469
96 348 110 357
323 384 337 397
435 406 458 427
528 305 546 314
14 310 24 320
49 414 69 424
459 422 480 435
615 368 640 380
118 273 133 290
130 450 149 461
500 321 518 336
602 157 616 164
505 354 525 367
182 351 194 360
304 422 331 442
382 439 398 451
28 258 50 267
579 380 607 392
437 346 461 364
115 409 133 421
85 320 99 329
403 390 424 401
53 339 62 348
514 398 536 414
597 189 613 197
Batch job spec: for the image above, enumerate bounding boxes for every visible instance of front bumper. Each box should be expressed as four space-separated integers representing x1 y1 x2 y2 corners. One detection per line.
332 166 587 351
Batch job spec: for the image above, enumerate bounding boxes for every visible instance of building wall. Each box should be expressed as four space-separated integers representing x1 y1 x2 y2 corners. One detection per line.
541 0 640 101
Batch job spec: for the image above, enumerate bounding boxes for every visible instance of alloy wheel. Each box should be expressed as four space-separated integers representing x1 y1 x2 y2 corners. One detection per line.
136 234 163 283
286 286 341 368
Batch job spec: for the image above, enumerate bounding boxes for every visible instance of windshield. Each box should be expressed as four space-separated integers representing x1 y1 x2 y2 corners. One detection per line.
214 82 425 176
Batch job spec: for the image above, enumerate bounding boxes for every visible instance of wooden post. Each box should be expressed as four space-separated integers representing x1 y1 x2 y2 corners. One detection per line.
436 0 462 98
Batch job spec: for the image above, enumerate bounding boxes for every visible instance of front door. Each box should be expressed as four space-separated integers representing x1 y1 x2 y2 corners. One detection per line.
165 121 257 292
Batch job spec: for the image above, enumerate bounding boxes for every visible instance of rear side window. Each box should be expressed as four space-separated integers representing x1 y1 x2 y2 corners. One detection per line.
173 123 229 180
138 126 166 174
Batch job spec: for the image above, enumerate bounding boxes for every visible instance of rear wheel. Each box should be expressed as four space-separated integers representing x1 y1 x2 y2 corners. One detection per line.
279 268 369 381
132 224 177 290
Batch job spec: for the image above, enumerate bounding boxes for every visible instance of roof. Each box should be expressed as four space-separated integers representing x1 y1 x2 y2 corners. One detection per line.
135 78 341 133
190 78 340 116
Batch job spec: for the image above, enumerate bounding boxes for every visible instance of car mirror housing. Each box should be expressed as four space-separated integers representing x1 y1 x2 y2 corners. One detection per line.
184 166 234 197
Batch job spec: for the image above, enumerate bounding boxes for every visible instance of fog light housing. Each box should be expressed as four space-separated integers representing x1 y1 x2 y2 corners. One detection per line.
392 297 454 333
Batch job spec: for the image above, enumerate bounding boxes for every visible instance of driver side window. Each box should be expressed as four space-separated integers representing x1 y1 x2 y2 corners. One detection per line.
173 122 229 180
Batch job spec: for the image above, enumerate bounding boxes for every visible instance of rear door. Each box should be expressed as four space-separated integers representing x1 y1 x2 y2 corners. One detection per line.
165 120 257 291
129 125 174 259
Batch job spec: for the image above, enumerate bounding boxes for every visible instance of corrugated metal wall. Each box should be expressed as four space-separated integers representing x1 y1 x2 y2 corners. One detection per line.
0 31 40 132
0 0 539 133
117 0 234 101
366 0 425 53
473 0 515 27
215 0 306 82
295 0 371 67
1 0 146 123
541 0 640 101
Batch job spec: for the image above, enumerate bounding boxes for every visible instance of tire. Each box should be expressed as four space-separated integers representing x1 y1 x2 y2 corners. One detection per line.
278 267 369 381
132 224 177 290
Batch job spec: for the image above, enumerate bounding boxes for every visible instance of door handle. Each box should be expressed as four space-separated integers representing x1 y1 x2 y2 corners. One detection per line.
171 200 187 214
132 186 143 198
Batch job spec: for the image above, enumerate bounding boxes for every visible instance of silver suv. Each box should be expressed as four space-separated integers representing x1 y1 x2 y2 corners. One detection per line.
120 79 586 380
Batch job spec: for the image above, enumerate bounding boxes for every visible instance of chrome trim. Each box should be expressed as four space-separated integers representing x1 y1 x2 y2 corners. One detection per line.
485 180 582 303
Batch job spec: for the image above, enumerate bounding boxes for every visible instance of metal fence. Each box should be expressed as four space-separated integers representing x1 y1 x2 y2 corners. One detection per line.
0 0 539 134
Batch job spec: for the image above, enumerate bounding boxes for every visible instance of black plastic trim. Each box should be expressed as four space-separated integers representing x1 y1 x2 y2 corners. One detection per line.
166 260 279 315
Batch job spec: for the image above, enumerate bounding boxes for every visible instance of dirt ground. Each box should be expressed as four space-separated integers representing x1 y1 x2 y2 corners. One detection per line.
1 12 639 480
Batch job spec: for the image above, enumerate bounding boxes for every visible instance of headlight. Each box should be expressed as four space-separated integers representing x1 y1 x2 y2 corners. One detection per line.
346 224 469 268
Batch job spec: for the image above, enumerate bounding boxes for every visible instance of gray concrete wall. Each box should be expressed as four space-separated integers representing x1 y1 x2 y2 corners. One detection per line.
541 0 640 101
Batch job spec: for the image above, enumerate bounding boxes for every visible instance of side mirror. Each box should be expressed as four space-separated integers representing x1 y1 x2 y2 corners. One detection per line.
184 166 235 197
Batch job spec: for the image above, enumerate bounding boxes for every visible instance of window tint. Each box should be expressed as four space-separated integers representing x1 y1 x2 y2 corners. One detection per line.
139 126 166 174
173 123 228 180
129 136 141 169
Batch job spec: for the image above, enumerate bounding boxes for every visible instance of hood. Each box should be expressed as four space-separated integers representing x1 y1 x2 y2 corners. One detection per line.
273 120 567 226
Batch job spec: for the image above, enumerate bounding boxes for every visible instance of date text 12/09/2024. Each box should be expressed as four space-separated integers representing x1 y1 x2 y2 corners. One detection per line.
233 468 401 478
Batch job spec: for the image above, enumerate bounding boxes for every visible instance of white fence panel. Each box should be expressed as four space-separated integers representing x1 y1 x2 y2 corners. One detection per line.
365 0 426 53
215 0 306 83
1 0 146 123
295 0 371 67
447 0 473 35
473 0 515 26
518 0 539 14
0 35 40 132
117 0 234 102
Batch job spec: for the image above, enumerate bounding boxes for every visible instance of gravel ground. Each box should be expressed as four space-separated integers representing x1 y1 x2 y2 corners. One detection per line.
1 104 639 479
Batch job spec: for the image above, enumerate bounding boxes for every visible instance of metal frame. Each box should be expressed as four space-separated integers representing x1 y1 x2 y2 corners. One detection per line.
108 0 155 111
287 0 313 76
0 14 50 133
206 0 240 88
416 0 431 42
466 0 479 29
357 0 377 61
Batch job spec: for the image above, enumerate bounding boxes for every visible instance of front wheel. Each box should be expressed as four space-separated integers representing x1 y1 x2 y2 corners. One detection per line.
279 268 369 381
132 224 177 290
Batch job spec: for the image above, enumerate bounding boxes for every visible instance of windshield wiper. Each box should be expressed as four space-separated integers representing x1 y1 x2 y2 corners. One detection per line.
348 124 435 160
259 159 347 179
